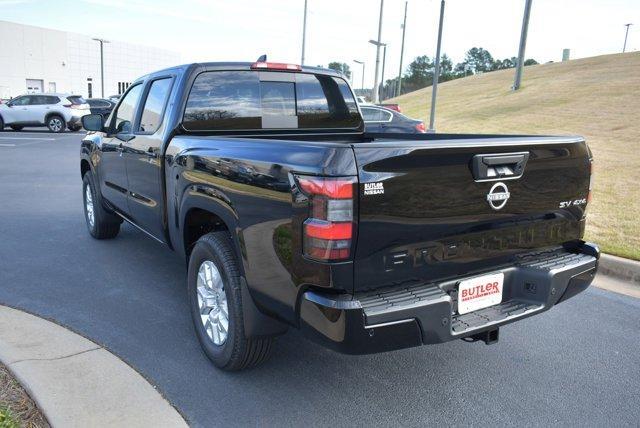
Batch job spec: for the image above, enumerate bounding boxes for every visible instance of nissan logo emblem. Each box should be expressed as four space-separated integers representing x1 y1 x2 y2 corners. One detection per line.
486 182 510 210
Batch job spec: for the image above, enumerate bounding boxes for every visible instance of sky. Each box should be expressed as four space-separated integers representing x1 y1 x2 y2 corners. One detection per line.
1 0 638 88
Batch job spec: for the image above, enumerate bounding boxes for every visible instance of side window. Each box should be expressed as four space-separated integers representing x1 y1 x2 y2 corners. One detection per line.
139 78 173 134
112 84 143 134
362 108 386 122
45 96 60 105
184 71 261 131
10 96 29 106
361 108 378 122
26 96 41 105
380 110 393 122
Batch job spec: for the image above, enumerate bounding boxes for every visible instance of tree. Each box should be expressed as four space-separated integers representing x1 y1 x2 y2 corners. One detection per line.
403 55 433 92
327 62 351 78
524 58 539 66
492 57 516 70
439 54 454 81
456 47 495 74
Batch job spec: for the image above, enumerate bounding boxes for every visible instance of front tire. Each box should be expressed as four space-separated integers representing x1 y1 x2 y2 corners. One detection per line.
82 172 121 239
47 115 65 133
68 124 82 132
188 232 274 371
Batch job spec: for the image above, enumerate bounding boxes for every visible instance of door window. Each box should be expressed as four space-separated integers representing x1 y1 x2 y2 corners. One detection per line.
10 96 30 106
361 107 392 122
112 84 143 134
138 78 173 134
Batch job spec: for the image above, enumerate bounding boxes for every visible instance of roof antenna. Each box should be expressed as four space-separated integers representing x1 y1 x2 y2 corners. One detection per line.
257 54 267 62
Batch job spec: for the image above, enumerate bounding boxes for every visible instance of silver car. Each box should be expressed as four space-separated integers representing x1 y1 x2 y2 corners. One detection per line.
0 93 90 132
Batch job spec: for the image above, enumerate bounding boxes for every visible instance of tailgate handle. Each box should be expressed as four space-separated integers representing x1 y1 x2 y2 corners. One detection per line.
472 152 529 181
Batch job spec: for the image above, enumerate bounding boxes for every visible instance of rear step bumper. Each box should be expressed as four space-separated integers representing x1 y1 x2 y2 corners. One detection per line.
299 242 599 355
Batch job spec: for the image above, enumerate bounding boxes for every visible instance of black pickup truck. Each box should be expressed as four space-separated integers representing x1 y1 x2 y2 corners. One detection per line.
80 60 599 371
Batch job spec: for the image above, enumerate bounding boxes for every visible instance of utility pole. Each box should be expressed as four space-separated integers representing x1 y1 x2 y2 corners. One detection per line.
428 0 445 133
301 0 308 65
92 38 109 98
512 0 533 91
354 59 365 91
623 23 633 53
372 0 384 103
396 1 408 97
380 45 387 101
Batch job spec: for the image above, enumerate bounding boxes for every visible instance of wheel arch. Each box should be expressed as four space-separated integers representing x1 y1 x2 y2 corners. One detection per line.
179 188 244 274
45 111 65 123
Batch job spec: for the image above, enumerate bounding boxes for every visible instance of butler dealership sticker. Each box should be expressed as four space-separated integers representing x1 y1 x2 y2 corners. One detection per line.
364 182 384 195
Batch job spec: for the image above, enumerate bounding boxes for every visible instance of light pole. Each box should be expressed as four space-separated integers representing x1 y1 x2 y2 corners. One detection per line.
92 38 109 98
301 0 308 65
623 23 633 53
512 0 533 91
397 1 408 97
380 45 387 101
353 60 365 91
371 0 384 103
428 0 445 133
369 40 387 100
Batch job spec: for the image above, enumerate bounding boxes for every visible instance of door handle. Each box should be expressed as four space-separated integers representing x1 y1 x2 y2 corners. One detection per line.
471 152 529 181
146 147 158 158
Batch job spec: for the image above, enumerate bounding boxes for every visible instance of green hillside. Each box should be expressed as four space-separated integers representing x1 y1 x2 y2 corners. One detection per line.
389 52 640 259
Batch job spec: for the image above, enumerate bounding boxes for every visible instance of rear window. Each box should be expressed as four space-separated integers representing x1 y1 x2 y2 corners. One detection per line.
67 96 86 105
183 70 361 131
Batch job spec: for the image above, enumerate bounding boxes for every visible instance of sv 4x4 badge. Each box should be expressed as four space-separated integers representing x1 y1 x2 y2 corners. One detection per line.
486 182 510 210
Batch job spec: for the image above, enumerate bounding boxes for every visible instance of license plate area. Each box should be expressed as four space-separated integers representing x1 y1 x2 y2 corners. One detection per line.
457 272 504 315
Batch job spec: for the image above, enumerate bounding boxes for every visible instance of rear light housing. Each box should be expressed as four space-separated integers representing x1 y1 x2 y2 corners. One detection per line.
415 122 426 133
251 62 302 71
296 175 357 262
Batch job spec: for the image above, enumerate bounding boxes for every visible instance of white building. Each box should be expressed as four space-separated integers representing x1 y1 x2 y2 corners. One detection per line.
0 20 181 99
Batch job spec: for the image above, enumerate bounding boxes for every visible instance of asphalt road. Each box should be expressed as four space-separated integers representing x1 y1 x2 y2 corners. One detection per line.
1 131 639 427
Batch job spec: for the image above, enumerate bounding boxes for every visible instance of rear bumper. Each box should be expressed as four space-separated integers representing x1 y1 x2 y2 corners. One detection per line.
299 242 599 355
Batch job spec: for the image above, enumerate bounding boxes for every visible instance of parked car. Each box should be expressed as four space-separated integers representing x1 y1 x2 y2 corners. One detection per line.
80 60 598 371
0 93 89 132
108 94 121 102
86 98 115 119
377 103 402 112
361 105 426 133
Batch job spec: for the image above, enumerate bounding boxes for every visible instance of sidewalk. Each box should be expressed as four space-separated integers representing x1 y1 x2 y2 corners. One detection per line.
0 305 187 428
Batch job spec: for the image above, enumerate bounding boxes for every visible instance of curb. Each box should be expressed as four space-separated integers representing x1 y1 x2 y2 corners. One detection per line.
0 305 188 428
599 253 640 285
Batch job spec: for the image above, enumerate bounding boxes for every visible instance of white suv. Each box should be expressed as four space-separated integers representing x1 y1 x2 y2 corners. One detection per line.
0 93 90 132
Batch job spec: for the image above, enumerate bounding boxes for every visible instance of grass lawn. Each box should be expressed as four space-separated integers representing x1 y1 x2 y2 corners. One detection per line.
0 364 49 428
388 52 640 260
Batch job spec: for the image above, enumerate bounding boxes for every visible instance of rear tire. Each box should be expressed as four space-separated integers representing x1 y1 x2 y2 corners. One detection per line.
82 172 121 239
188 232 274 371
46 115 65 133
9 125 23 131
0 116 4 130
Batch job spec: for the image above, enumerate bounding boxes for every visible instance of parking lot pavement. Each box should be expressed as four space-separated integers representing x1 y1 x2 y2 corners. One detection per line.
1 131 639 426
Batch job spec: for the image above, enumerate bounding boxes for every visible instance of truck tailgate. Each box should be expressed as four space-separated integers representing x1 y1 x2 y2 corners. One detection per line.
351 136 592 292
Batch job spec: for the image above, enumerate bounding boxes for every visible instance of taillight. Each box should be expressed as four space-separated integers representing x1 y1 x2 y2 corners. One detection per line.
64 104 82 109
251 62 302 71
297 176 356 262
415 122 426 133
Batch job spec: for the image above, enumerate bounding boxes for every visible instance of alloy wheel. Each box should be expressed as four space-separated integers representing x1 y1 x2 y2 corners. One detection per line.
85 185 95 228
196 260 229 345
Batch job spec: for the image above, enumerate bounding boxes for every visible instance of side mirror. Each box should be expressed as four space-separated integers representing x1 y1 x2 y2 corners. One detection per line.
82 114 104 132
